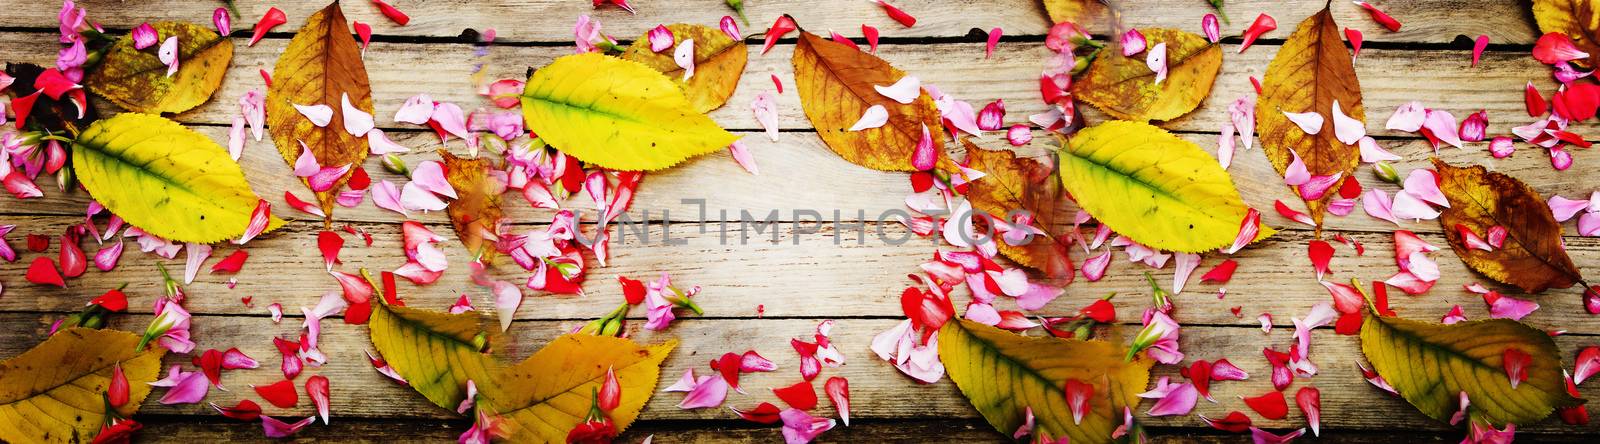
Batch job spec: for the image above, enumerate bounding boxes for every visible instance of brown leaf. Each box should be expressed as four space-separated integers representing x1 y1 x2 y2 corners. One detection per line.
1432 158 1585 293
86 21 233 114
792 31 951 172
1532 0 1600 69
266 2 372 222
621 24 748 113
1255 7 1362 232
441 150 504 263
962 139 1073 279
1073 28 1221 122
1041 0 1113 26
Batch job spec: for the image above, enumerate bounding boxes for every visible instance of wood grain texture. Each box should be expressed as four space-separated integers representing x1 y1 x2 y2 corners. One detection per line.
0 316 1595 434
0 0 1536 43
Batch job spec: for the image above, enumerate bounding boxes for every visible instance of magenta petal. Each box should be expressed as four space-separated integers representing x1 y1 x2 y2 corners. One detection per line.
409 160 458 199
223 349 259 369
1082 249 1112 281
1550 195 1589 222
293 145 320 177
94 240 124 271
308 164 351 193
262 416 315 438
132 22 159 49
158 371 211 404
1486 292 1540 320
647 25 675 53
677 374 730 409
779 408 836 444
1575 347 1600 385
1146 382 1199 416
911 124 937 171
1120 28 1147 56
1488 136 1516 159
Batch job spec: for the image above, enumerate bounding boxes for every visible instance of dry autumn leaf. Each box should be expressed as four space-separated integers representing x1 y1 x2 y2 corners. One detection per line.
940 319 1151 444
86 21 233 114
1361 315 1581 426
1431 158 1586 293
1073 28 1221 122
266 1 373 222
792 31 951 172
1531 0 1600 69
1041 0 1114 26
488 335 675 442
621 23 748 113
0 328 166 443
1256 7 1362 232
1059 121 1273 253
440 150 505 264
962 139 1073 279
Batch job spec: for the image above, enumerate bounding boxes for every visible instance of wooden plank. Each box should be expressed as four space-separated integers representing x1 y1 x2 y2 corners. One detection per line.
0 34 1567 136
3 217 1599 333
0 1 1535 44
2 315 1596 433
4 122 1599 241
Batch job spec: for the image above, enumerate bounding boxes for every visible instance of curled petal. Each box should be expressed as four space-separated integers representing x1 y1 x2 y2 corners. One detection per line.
849 105 889 131
648 25 674 53
752 92 780 142
1386 101 1427 132
874 75 921 104
1274 200 1315 227
1402 169 1449 208
1358 137 1401 163
1146 42 1168 84
1459 110 1488 142
984 28 1001 59
341 92 374 137
1535 32 1591 65
1146 382 1198 416
294 103 333 127
1332 100 1364 145
1224 208 1264 254
674 38 696 80
1283 111 1324 135
1121 29 1147 56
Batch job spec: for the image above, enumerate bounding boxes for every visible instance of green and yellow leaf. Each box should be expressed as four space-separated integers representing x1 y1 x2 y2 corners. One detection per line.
0 328 165 443
368 300 498 410
487 335 676 442
440 151 504 264
1256 6 1363 231
1360 315 1582 426
1432 158 1585 293
1058 120 1273 253
520 52 738 171
1041 0 1113 26
939 319 1151 444
1073 28 1221 122
71 113 285 244
266 2 373 220
792 31 953 172
86 21 233 114
621 24 748 113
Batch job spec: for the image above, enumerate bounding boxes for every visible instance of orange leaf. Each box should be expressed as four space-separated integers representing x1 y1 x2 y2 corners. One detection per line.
792 31 951 172
266 2 372 222
1073 28 1222 122
1041 0 1114 26
1255 7 1362 232
440 150 504 264
1432 158 1586 293
621 24 748 113
961 139 1073 279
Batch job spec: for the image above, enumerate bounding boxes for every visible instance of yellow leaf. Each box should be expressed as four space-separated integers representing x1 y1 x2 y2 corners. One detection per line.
939 319 1151 444
86 21 233 114
621 24 748 113
1431 159 1585 293
487 335 676 442
1041 0 1113 26
0 328 166 443
1360 315 1582 426
1059 121 1274 253
368 300 498 410
266 2 373 221
71 113 285 244
962 139 1073 278
440 151 504 264
1531 0 1600 69
1073 28 1221 122
792 32 953 172
520 53 738 171
1256 6 1363 231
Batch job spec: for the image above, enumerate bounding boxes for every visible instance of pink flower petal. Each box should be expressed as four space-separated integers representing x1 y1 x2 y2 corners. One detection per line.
1146 42 1168 84
132 22 158 49
1213 359 1250 381
410 160 457 199
308 164 351 193
294 103 333 127
158 36 180 77
720 16 741 40
1298 173 1343 200
780 408 836 444
1218 120 1237 169
674 38 696 80
1484 291 1540 320
1172 252 1201 294
1402 169 1449 208
1202 14 1220 43
849 104 889 131
367 129 410 155
94 240 124 271
1550 195 1589 222
158 370 210 404
1250 427 1306 444
678 374 730 409
1391 190 1441 221
1385 271 1436 295
648 25 674 52
394 94 435 124
183 243 212 285
1421 109 1464 150
1082 249 1112 281
977 100 1005 131
373 180 409 216
1488 136 1516 158
1121 28 1147 56
430 102 472 142
1460 110 1488 142
341 92 374 137
752 92 779 142
262 416 315 438
984 28 1002 59
1224 208 1264 254
1230 96 1256 150
1576 347 1600 385
1331 100 1364 145
874 75 920 104
1283 111 1324 135
1146 382 1198 416
1386 101 1426 132
1358 136 1401 163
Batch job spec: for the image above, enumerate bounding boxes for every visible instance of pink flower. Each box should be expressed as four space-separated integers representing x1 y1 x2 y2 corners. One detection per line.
1121 29 1146 56
869 319 945 383
131 22 158 50
647 25 674 53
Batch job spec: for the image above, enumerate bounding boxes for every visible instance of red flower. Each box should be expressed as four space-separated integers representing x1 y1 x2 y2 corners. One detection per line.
91 419 141 444
565 418 617 444
618 276 646 305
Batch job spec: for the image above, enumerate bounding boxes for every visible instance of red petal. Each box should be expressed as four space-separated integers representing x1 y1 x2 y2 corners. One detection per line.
307 375 330 424
872 0 917 27
344 300 372 324
1338 177 1363 199
318 230 344 271
59 235 85 278
211 250 249 273
1241 390 1288 420
27 234 49 252
1200 259 1238 283
825 376 851 426
198 349 224 386
1187 360 1215 400
731 402 783 424
1345 28 1363 58
1239 14 1277 53
773 380 818 410
372 0 411 25
1080 299 1116 323
90 289 129 312
1372 280 1397 317
618 276 646 305
212 399 263 421
1527 82 1548 117
1354 1 1402 31
1296 387 1322 436
348 167 371 191
598 367 620 412
331 270 374 304
1308 240 1334 280
26 257 65 287
761 15 797 55
1200 411 1253 433
910 171 934 193
1334 311 1364 335
108 363 129 407
249 7 287 47
1063 378 1093 424
253 379 299 408
861 25 880 52
1504 348 1532 389
11 91 42 129
715 352 742 390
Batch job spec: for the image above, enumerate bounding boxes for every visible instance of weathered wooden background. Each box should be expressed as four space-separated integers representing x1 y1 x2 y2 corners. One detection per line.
3 0 1600 442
